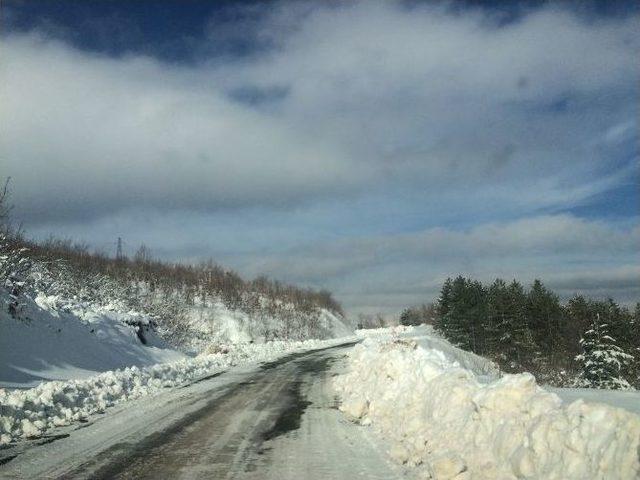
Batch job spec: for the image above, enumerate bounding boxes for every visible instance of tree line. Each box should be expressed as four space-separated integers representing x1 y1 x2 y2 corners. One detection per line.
403 276 639 389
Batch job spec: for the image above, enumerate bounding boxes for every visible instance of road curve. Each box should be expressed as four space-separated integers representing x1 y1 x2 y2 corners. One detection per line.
0 343 403 480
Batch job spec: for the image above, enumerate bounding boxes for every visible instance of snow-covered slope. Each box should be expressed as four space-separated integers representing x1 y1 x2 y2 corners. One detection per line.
0 292 185 388
1 288 352 389
1 234 352 390
177 302 353 350
318 309 354 338
336 326 640 480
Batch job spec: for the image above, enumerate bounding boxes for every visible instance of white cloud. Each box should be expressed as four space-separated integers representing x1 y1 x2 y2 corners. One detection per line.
2 3 638 222
1 34 362 221
2 2 638 313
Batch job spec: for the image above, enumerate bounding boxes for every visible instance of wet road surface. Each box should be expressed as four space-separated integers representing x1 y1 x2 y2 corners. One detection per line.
0 343 403 480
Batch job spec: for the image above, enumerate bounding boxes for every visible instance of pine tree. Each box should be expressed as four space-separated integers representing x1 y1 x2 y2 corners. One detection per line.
435 278 453 330
445 276 472 349
575 313 634 390
485 279 535 369
465 279 487 353
399 308 417 326
485 279 508 355
439 277 486 353
526 279 562 359
565 295 592 357
506 280 537 366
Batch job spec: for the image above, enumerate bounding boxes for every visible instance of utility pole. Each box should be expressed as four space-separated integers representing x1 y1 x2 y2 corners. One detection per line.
116 237 124 261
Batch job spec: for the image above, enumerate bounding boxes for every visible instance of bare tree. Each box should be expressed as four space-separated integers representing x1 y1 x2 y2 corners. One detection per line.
0 177 13 229
134 243 153 264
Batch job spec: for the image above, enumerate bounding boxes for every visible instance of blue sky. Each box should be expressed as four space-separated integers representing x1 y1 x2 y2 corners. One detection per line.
2 0 638 314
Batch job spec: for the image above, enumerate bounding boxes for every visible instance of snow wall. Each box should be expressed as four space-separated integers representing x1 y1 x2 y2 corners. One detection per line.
335 329 640 480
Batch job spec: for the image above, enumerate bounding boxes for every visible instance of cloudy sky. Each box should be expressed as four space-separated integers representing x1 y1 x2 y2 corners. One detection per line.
1 0 638 315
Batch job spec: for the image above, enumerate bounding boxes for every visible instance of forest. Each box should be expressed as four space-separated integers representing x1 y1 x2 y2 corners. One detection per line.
400 277 639 389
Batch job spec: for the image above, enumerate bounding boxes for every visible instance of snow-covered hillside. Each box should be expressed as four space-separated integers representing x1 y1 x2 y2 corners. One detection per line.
0 291 185 388
0 290 352 389
0 267 353 447
336 326 640 480
0 235 356 446
0 234 353 389
176 301 353 351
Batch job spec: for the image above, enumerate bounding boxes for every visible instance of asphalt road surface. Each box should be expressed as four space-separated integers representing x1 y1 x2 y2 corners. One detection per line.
0 343 404 479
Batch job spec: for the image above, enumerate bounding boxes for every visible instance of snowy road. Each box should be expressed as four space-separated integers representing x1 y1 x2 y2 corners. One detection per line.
0 342 403 480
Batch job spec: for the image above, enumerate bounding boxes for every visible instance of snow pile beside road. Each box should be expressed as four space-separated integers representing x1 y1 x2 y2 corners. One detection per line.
0 337 350 446
358 325 499 379
355 325 415 337
0 292 185 388
334 335 640 480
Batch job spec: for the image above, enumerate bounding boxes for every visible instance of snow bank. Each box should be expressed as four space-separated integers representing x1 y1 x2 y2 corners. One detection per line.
334 334 640 480
355 325 416 337
0 292 185 388
358 325 499 378
550 386 640 417
0 337 350 446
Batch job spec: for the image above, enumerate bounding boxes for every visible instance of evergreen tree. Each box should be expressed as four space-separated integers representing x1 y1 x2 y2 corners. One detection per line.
565 295 592 357
506 280 534 355
440 277 486 353
445 276 472 349
602 299 638 385
428 276 638 388
526 279 562 359
465 279 487 353
575 314 634 390
399 304 434 326
485 279 508 355
485 279 535 368
434 277 453 332
399 308 417 326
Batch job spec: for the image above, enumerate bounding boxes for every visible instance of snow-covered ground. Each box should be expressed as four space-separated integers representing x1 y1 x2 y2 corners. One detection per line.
549 386 640 417
0 286 355 446
0 293 185 388
179 301 353 350
0 335 354 446
1 289 353 388
4 288 638 480
0 342 393 479
336 326 640 480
